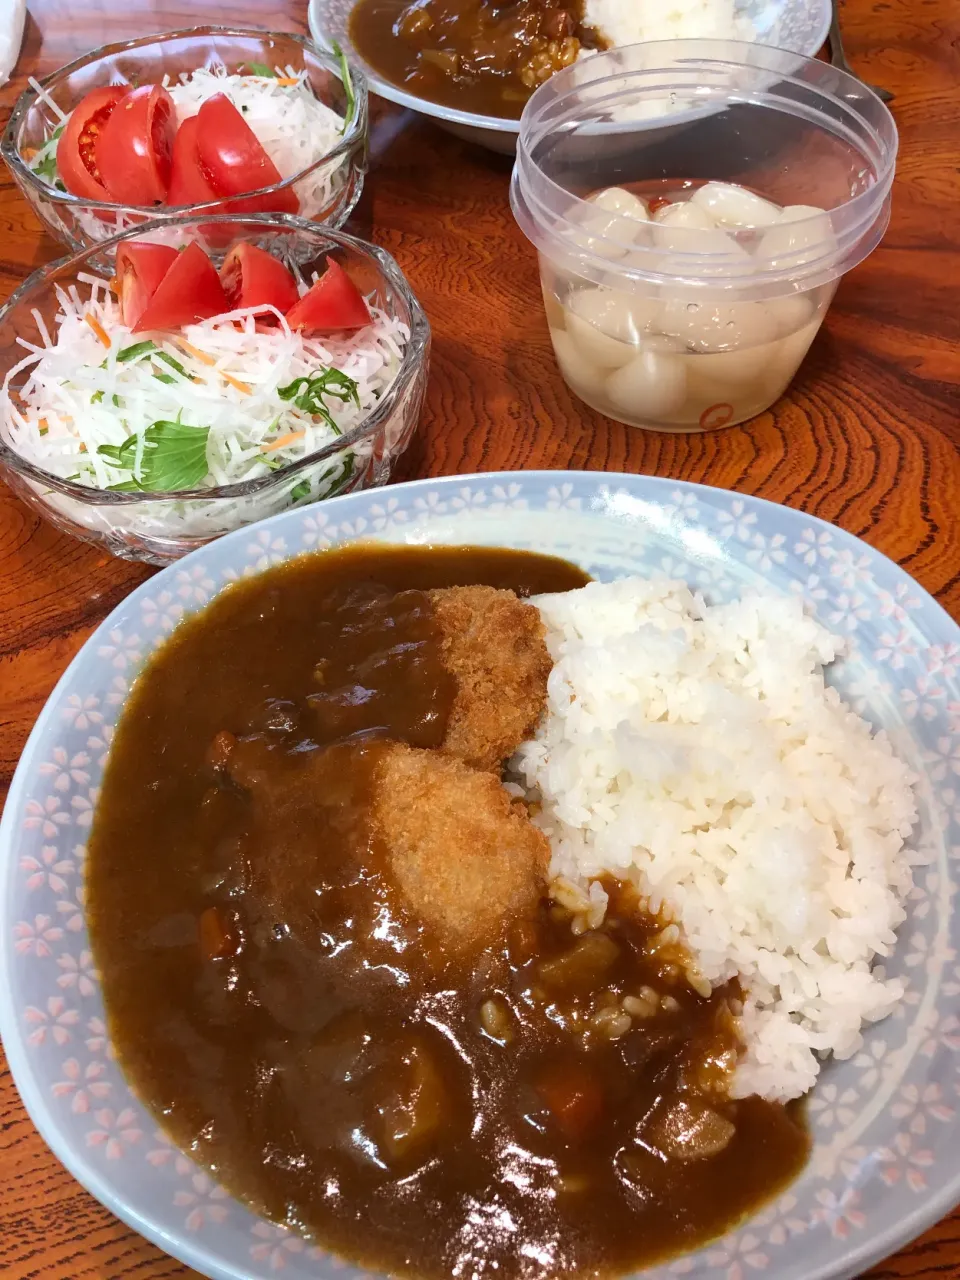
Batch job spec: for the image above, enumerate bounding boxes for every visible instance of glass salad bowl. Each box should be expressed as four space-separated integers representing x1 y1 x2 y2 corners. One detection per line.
0 26 368 255
0 214 430 564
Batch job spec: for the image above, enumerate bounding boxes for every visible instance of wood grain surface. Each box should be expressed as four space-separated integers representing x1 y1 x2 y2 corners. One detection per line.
1 0 959 1276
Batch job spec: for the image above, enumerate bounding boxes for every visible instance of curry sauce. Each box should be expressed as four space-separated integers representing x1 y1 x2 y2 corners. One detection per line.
349 0 606 118
87 544 808 1280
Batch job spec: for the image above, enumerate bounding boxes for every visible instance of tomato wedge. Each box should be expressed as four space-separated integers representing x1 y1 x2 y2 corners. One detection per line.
133 242 228 333
167 116 220 208
168 117 236 249
195 94 299 215
56 86 127 201
96 84 175 205
285 260 372 333
220 243 299 317
115 242 179 328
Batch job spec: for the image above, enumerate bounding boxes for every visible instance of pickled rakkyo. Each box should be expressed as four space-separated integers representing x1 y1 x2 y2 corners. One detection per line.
543 182 836 432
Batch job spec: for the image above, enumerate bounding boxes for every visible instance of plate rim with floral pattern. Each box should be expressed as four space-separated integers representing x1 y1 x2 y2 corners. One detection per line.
1 470 958 1280
307 0 833 134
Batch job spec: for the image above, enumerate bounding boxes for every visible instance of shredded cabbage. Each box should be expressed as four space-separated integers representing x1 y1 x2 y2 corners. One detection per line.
3 272 408 504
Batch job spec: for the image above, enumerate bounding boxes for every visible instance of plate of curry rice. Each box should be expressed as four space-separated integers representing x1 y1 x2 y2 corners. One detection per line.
308 0 832 150
1 471 959 1280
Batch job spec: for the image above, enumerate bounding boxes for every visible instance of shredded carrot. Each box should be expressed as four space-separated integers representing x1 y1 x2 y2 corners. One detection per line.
177 339 216 366
275 77 300 86
176 339 251 393
84 313 111 348
199 905 236 962
22 146 38 161
262 430 305 453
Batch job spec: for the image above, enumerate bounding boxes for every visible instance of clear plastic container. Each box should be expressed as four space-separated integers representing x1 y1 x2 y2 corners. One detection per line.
511 41 898 433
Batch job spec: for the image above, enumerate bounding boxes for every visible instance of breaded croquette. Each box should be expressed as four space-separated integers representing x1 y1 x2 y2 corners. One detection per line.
220 735 548 968
427 585 552 771
371 741 549 959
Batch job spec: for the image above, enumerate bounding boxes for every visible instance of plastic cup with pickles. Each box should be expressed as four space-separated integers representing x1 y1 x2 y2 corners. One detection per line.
511 41 898 432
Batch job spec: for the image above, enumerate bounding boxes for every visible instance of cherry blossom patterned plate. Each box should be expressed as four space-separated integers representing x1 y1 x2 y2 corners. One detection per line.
1 470 959 1280
308 0 832 154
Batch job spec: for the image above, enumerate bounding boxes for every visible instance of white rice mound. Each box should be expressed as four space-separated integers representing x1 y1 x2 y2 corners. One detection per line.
513 577 919 1102
584 0 752 48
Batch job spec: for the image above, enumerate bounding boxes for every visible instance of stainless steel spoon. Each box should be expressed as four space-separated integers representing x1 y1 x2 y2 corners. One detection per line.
827 2 895 102
829 2 896 102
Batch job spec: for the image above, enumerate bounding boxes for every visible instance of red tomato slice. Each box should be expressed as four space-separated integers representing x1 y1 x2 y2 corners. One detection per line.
56 87 128 201
219 243 299 317
195 94 299 215
133 242 228 333
96 84 176 205
167 116 220 207
285 260 372 334
115 241 179 328
168 117 237 249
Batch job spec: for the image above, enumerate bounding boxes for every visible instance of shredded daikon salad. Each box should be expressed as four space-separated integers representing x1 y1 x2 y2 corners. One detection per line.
2 271 408 504
27 60 353 218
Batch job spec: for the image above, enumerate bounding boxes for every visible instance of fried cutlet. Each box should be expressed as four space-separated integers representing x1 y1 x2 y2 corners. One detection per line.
371 742 549 960
427 585 552 771
220 735 548 969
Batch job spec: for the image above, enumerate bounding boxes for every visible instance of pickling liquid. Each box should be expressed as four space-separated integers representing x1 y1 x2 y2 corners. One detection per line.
543 181 835 433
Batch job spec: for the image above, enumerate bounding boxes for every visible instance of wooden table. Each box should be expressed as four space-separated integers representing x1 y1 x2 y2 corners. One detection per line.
1 0 959 1275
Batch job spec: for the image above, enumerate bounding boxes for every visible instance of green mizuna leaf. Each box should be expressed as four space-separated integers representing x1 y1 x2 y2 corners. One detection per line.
96 439 135 466
317 452 355 496
330 42 355 133
97 420 210 491
156 350 188 377
106 342 188 385
33 149 58 182
116 341 157 363
277 367 359 436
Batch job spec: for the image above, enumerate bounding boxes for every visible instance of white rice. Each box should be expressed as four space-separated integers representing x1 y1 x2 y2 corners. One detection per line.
513 577 918 1102
575 0 758 125
584 0 752 48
